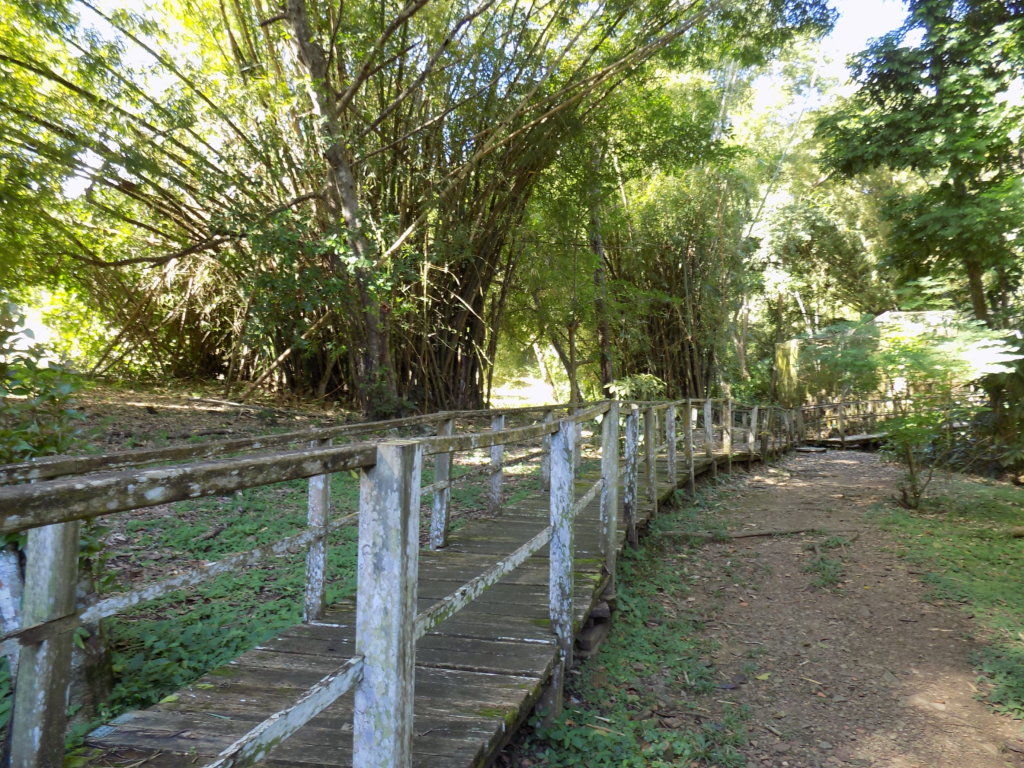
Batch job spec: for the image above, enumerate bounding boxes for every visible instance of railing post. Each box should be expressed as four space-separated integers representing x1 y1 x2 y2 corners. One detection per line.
838 402 847 450
304 438 330 622
599 402 620 578
723 399 733 475
643 406 656 503
11 521 81 768
683 401 695 496
748 406 759 470
623 405 640 548
542 420 575 720
571 408 582 474
429 417 455 550
541 409 554 492
353 441 422 768
703 399 716 479
489 413 505 514
761 409 772 461
666 403 677 488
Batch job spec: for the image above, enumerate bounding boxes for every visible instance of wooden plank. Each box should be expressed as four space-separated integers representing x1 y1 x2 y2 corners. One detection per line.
354 441 421 768
488 414 505 515
429 418 455 550
11 521 81 768
414 527 551 639
643 406 656 502
622 405 639 548
540 421 573 718
202 657 363 768
723 399 733 475
599 401 619 577
304 439 330 623
684 401 695 496
0 444 377 535
703 399 717 479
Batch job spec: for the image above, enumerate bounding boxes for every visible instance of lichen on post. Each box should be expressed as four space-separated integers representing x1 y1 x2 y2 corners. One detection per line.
353 440 422 768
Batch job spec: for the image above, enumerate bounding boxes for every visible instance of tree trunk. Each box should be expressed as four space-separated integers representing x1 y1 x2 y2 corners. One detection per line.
285 0 396 410
588 153 614 396
964 256 990 325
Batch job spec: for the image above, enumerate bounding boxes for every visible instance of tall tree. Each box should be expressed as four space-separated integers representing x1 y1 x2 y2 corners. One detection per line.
817 0 1024 326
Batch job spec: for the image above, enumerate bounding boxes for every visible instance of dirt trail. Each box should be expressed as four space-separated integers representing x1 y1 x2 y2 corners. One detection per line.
690 451 1024 768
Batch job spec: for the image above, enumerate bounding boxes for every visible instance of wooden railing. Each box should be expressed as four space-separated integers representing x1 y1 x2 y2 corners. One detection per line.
0 398 800 768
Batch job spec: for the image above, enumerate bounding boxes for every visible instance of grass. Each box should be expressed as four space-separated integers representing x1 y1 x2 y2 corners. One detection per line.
516 490 749 768
801 535 851 590
873 472 1024 718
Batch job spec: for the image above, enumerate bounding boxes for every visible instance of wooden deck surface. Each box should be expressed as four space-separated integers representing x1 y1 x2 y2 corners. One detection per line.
85 451 745 768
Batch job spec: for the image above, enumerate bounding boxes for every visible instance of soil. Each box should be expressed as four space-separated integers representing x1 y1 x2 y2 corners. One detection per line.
73 382 338 452
688 450 1024 768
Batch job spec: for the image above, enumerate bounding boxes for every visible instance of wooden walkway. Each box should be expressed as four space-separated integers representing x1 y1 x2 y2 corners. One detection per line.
84 452 742 768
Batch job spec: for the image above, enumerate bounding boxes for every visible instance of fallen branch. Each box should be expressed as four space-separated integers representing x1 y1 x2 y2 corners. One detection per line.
665 527 860 542
186 397 323 419
729 527 858 540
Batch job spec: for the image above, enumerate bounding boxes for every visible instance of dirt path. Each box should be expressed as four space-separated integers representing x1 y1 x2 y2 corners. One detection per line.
690 451 1024 768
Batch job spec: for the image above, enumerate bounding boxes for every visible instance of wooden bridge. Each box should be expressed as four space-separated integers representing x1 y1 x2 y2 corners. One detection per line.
0 398 802 768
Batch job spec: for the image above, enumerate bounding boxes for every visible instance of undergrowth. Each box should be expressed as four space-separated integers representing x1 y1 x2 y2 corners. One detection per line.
516 490 748 767
874 474 1024 718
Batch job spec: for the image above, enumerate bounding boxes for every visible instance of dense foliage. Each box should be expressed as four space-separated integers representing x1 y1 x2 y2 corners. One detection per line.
816 0 1024 439
0 0 833 414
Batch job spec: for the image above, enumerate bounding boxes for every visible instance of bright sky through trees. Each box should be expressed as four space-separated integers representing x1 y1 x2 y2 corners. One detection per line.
821 0 908 85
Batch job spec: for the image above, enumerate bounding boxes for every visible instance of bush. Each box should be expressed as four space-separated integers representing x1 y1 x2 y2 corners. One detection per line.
0 300 84 463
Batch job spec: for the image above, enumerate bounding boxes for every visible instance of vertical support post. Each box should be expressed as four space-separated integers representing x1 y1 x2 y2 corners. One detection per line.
760 409 771 462
723 399 733 475
838 402 847 450
541 409 554 492
816 407 823 441
643 406 656 503
571 408 582 474
429 417 455 550
354 441 422 768
666 403 677 488
748 406 759 470
304 438 330 622
11 521 81 768
623 405 640 548
542 421 575 720
703 399 716 479
599 402 620 578
683 402 695 496
489 413 505 515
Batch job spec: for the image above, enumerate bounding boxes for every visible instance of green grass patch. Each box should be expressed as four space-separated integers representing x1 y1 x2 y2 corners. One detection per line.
873 474 1024 717
801 553 845 589
521 497 748 767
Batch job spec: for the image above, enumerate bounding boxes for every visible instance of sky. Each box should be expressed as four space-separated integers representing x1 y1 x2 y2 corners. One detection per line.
820 0 910 86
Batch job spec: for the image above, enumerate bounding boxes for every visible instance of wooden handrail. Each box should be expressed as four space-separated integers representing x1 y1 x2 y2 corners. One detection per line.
3 398 797 768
